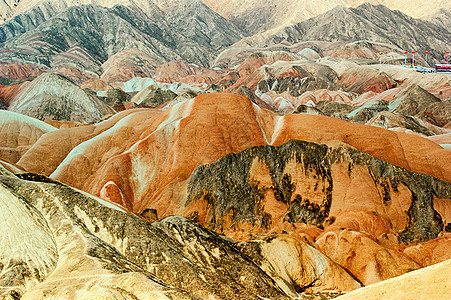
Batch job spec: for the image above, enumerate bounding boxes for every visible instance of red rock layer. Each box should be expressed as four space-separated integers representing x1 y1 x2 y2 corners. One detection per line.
339 67 396 94
79 78 113 91
153 61 225 84
100 49 160 83
221 52 298 93
12 93 451 288
0 64 43 81
0 82 30 106
19 94 448 214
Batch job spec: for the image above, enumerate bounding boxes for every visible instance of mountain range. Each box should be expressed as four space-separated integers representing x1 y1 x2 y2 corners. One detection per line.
1 91 450 299
0 1 449 82
0 0 243 76
237 4 450 63
202 0 451 35
0 1 450 299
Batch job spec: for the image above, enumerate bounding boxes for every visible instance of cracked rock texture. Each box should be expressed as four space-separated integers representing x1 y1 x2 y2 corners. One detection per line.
0 167 290 299
186 140 451 244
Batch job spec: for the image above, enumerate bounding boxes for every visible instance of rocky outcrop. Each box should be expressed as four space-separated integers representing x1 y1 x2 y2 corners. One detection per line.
0 1 244 78
201 0 449 36
293 105 324 115
255 62 340 97
17 109 145 175
263 4 450 64
186 140 451 244
255 89 354 115
425 8 451 30
390 84 441 117
367 111 450 136
131 84 177 107
99 49 161 83
339 67 396 94
420 99 451 128
153 60 224 84
1 93 450 297
315 101 354 119
427 133 451 149
0 63 43 82
0 81 30 107
316 229 421 285
15 94 450 218
94 88 132 111
79 78 113 91
238 234 362 296
7 73 115 123
403 234 451 267
349 100 389 123
0 170 289 299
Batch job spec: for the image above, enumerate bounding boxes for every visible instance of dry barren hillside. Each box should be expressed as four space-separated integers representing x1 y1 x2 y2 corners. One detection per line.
202 0 451 34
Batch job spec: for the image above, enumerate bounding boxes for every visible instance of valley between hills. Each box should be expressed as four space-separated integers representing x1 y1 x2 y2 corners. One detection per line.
0 1 450 299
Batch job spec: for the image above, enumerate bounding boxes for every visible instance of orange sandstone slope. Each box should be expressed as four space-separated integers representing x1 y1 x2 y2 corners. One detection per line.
23 93 449 215
0 110 57 164
0 82 30 107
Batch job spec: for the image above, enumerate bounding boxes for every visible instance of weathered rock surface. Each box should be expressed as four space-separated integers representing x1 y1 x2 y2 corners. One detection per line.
0 170 289 299
339 67 396 94
17 109 147 175
221 51 301 93
131 84 177 107
1 92 450 297
262 4 450 64
0 81 30 107
0 63 43 82
315 101 354 119
201 0 450 35
316 229 421 285
367 111 450 136
15 94 450 216
7 73 115 123
427 133 451 150
99 49 161 83
186 140 451 244
238 234 362 296
0 0 244 79
79 78 113 91
420 99 451 128
348 100 389 123
389 84 441 117
426 8 451 30
0 159 25 174
94 88 132 111
154 60 224 84
256 89 353 115
255 61 340 97
403 234 451 267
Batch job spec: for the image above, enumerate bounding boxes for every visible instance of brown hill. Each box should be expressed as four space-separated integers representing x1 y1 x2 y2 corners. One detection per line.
3 93 451 294
0 168 290 299
7 73 115 123
201 1 450 35
14 93 449 214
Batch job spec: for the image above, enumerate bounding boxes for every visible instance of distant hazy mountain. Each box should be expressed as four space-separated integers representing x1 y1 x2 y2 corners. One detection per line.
0 1 448 79
201 0 451 35
0 0 244 75
426 8 451 30
0 0 21 23
260 4 449 63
